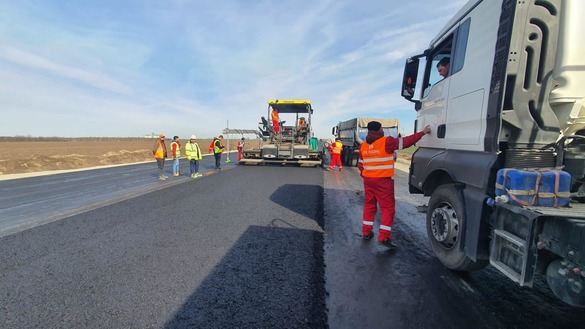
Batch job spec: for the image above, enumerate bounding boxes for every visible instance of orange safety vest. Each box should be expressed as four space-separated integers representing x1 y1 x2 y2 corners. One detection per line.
359 137 394 178
154 140 165 159
271 110 279 121
332 141 343 155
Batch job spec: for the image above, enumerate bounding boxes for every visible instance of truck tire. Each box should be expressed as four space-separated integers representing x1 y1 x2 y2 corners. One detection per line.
341 148 349 166
343 148 350 166
350 150 358 167
427 184 488 272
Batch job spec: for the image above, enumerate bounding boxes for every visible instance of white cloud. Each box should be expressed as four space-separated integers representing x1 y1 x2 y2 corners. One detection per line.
0 0 468 138
0 46 133 94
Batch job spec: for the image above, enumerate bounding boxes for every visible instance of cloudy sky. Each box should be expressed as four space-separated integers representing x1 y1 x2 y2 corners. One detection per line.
0 0 466 139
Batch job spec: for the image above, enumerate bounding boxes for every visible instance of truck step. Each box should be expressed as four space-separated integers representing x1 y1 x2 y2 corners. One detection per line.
490 229 529 285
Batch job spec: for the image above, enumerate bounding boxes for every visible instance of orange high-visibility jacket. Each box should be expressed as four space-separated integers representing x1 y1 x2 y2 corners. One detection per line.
153 139 167 159
359 137 394 178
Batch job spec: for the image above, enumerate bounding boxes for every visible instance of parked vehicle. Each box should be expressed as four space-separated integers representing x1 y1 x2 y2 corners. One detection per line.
240 100 322 167
331 118 399 166
401 0 585 306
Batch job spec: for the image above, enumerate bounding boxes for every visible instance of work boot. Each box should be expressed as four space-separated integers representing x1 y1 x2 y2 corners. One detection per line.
362 232 373 240
379 238 397 249
191 173 196 178
159 175 166 181
196 173 203 177
339 168 343 171
173 172 180 177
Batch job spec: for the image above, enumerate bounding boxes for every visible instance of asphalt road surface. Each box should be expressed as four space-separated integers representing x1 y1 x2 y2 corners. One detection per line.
1 155 585 328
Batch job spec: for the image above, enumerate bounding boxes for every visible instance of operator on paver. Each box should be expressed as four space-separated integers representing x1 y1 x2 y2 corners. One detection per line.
298 117 307 131
358 121 431 249
271 107 280 134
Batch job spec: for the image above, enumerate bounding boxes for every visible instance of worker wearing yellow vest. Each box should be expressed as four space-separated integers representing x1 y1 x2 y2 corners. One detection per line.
327 138 343 171
358 121 431 249
170 136 182 177
185 134 202 178
152 134 168 181
213 135 225 170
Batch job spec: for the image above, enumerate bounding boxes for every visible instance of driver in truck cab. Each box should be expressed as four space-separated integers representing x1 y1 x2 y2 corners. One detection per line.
436 57 450 78
358 121 431 249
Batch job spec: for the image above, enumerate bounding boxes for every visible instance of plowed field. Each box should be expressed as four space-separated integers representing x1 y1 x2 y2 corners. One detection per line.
0 137 240 175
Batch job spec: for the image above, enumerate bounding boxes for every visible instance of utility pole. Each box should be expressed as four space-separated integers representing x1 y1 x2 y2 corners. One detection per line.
225 120 231 163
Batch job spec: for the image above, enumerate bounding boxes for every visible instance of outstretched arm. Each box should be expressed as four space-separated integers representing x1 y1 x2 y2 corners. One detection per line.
384 125 431 153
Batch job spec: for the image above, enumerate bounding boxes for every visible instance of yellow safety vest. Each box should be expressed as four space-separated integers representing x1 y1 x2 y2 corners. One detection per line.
332 141 343 155
154 140 165 159
171 141 181 157
185 142 202 160
213 140 223 154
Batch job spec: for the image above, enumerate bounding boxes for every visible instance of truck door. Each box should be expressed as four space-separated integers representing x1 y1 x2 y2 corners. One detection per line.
418 44 451 150
419 8 500 153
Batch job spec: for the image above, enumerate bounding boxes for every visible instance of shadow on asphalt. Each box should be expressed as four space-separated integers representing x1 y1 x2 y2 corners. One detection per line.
164 183 327 328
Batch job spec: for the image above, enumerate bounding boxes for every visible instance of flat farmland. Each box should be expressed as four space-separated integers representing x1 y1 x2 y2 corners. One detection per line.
0 137 259 176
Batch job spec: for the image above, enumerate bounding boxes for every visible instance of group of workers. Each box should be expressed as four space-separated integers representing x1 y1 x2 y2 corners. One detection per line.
152 134 247 181
154 105 433 251
154 119 431 251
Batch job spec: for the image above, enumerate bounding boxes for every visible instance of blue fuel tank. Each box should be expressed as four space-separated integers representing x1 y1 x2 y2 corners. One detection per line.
495 168 571 207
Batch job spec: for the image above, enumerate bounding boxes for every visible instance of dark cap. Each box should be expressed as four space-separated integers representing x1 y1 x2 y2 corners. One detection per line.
367 121 382 131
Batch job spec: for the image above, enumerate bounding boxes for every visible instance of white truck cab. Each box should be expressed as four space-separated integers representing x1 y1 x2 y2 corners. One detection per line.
401 0 585 306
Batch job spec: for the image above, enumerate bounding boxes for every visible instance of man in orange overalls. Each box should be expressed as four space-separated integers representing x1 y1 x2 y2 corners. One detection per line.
358 121 431 249
271 107 280 134
327 138 343 171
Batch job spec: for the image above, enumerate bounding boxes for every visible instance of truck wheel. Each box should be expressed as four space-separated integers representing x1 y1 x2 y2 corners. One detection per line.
546 259 585 307
350 152 358 167
427 184 487 271
342 149 349 165
341 149 348 166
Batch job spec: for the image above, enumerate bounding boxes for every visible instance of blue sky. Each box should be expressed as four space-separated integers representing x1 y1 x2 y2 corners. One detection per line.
0 0 466 139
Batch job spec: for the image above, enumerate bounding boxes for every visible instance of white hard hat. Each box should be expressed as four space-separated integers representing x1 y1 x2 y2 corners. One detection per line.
190 134 196 139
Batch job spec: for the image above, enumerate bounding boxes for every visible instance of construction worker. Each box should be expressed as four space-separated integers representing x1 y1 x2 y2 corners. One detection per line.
185 135 203 178
298 117 307 131
358 121 431 249
152 134 168 180
170 136 181 177
213 135 225 169
208 137 216 153
237 137 245 162
327 137 343 171
271 107 280 134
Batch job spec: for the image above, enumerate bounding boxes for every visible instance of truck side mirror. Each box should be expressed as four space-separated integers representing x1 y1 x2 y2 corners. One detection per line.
401 57 419 100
